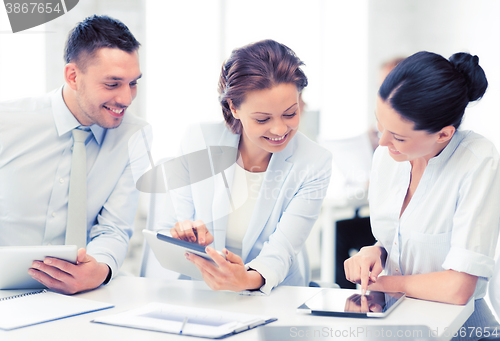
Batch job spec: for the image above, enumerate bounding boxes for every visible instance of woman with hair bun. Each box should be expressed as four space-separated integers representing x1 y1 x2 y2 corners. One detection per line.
166 39 332 294
344 51 500 336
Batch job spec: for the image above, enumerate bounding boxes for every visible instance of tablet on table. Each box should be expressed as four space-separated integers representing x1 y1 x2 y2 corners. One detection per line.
297 289 406 318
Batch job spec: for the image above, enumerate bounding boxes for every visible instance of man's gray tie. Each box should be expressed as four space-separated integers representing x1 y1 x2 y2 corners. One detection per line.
65 128 90 249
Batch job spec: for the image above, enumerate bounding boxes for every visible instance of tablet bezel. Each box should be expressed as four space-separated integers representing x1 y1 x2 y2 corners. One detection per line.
143 229 226 280
0 245 78 290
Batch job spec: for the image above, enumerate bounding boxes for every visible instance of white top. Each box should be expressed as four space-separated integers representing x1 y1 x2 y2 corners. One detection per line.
0 87 151 278
226 163 266 256
369 130 500 299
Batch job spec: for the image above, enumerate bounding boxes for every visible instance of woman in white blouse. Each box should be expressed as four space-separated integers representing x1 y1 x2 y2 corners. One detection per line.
344 51 500 338
166 40 332 294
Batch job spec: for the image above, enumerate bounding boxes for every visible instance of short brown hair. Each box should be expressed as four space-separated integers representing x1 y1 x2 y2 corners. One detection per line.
64 15 140 71
218 39 308 134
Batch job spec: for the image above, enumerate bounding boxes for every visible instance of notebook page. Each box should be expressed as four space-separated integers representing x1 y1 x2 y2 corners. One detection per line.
0 290 113 330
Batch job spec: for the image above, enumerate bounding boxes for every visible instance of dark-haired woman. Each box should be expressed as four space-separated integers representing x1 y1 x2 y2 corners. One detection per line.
163 39 332 294
344 51 500 338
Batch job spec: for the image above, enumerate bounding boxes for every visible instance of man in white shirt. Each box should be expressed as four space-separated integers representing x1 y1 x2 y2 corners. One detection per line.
0 15 150 294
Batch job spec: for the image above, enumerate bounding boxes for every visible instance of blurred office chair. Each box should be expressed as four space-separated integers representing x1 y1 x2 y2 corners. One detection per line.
298 246 339 288
139 190 182 280
335 207 375 289
318 133 375 287
139 157 181 280
320 132 373 207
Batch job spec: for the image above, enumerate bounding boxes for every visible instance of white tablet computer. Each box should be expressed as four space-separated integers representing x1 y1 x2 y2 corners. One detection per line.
143 229 225 280
297 289 406 318
0 245 78 289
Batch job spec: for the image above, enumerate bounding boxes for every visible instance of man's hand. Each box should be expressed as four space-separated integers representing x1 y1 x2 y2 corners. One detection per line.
28 248 110 295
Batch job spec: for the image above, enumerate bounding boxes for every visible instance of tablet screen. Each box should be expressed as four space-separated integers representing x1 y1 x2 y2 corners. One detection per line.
298 289 405 318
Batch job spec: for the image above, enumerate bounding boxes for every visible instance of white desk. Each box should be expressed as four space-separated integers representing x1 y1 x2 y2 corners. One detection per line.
0 276 472 341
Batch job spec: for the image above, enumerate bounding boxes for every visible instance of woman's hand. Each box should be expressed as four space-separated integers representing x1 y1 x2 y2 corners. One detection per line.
170 220 213 246
344 245 387 295
186 247 265 292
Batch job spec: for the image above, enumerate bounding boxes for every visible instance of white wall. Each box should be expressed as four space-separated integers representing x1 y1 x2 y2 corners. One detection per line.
0 1 146 113
145 0 371 162
145 0 223 161
368 0 500 149
0 12 45 101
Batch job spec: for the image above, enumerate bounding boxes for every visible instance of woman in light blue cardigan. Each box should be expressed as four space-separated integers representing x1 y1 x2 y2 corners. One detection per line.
166 40 332 294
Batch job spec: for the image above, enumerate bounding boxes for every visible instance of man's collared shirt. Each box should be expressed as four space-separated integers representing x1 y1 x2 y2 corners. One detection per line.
0 87 151 278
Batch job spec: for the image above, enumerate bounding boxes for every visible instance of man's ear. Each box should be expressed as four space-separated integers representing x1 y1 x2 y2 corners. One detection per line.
436 126 456 143
227 99 239 119
64 63 79 90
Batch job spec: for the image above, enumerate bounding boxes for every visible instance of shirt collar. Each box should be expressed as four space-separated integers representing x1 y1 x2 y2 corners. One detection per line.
50 86 106 145
428 129 467 165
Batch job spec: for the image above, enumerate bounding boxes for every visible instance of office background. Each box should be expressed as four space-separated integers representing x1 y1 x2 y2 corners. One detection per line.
1 0 499 318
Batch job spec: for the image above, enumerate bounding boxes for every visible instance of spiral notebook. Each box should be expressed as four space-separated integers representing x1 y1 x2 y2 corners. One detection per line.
0 289 114 330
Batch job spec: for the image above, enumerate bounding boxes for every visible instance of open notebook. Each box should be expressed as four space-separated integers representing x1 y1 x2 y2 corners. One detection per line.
93 302 277 338
0 289 113 330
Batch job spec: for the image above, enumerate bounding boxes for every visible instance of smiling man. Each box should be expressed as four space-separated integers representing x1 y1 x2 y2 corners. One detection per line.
0 15 150 294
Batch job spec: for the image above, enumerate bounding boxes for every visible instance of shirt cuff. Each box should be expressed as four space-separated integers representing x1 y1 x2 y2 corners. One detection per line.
102 265 112 285
92 253 118 283
244 261 278 295
442 247 495 278
237 289 266 296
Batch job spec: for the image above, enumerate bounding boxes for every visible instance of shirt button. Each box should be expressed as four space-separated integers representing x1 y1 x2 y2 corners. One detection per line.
59 178 64 183
52 212 56 217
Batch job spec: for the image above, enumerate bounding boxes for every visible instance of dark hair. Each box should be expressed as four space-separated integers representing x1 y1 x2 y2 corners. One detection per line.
379 51 487 133
218 39 308 134
64 15 140 70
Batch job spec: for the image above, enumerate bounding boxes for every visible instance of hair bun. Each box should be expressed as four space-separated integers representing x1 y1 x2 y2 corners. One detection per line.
449 52 488 102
